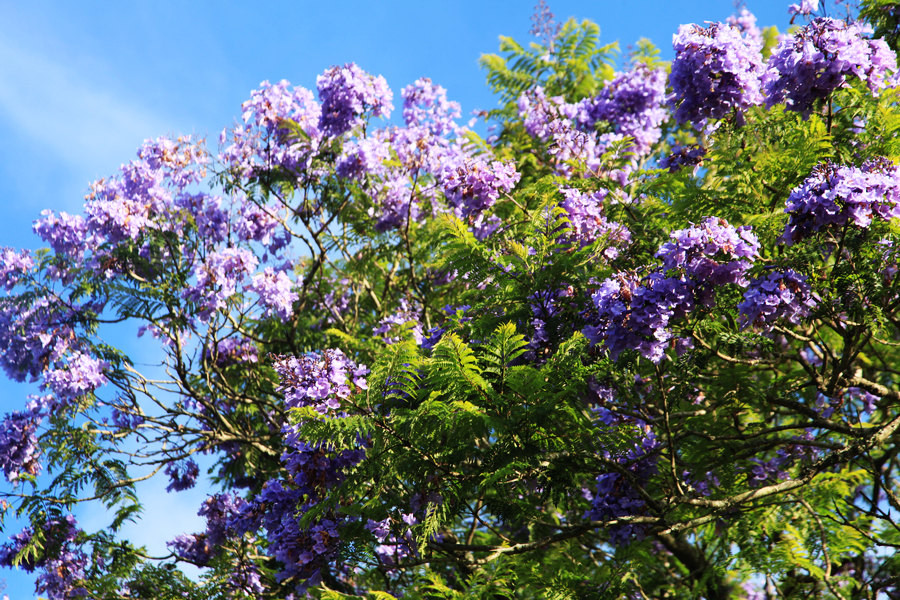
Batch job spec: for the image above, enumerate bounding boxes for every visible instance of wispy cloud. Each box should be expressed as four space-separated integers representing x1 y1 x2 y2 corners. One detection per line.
0 36 172 180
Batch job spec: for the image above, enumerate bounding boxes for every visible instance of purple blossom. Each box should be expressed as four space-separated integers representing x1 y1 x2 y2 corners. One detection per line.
204 337 259 368
789 0 819 17
32 211 91 259
557 187 631 254
249 267 297 319
439 155 520 219
738 269 817 330
165 459 200 492
0 402 44 483
583 273 694 363
43 352 109 404
0 297 81 382
781 160 900 245
220 80 322 179
401 77 462 137
317 63 393 137
669 22 765 127
657 217 759 289
584 407 659 545
373 299 424 345
765 18 897 118
0 516 88 600
273 349 368 415
0 249 34 293
576 64 668 155
726 8 764 51
182 247 259 321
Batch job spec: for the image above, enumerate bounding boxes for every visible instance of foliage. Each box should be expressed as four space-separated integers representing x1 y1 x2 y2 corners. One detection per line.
3 2 900 599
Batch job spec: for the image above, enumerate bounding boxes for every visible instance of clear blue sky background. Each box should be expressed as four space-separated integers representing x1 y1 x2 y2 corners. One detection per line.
0 1 796 596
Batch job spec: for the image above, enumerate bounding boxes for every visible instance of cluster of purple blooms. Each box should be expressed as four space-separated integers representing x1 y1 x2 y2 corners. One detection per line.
0 399 45 483
576 64 668 156
165 459 200 492
168 493 247 566
749 431 818 486
204 337 259 368
584 388 660 545
765 18 897 117
667 13 897 129
738 269 817 330
669 22 766 127
557 187 631 254
220 80 323 180
517 62 668 178
317 63 393 137
273 349 368 415
782 159 900 245
584 218 759 362
0 248 33 292
0 515 88 600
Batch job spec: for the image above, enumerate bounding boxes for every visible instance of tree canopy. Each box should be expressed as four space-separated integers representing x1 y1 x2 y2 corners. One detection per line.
3 1 900 598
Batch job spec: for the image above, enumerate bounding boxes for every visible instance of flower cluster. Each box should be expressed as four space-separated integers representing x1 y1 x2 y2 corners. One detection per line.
576 64 668 155
168 493 246 566
220 80 322 180
182 247 259 321
765 17 897 117
0 516 87 600
401 77 462 137
669 22 766 126
42 351 109 405
204 337 259 368
782 159 900 244
249 267 297 320
584 394 660 545
518 64 667 178
584 218 758 362
0 401 44 483
165 459 200 492
657 217 759 294
738 269 817 330
273 349 368 415
317 63 393 137
438 156 520 219
557 187 631 254
0 248 33 292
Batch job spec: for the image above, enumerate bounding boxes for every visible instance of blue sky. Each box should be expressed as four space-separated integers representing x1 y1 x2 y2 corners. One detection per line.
0 1 794 596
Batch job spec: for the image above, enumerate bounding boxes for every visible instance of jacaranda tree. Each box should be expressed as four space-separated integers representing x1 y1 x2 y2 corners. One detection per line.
3 1 900 597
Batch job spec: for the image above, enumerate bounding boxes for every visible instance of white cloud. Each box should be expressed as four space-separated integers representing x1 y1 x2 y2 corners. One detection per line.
0 36 172 177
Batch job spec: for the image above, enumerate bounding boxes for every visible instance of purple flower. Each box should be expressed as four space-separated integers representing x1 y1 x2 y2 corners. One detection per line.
439 155 520 219
273 349 368 415
182 247 259 321
165 459 200 492
0 249 34 293
738 269 817 330
249 267 297 320
0 516 88 600
669 22 765 127
657 217 759 289
576 64 668 155
317 63 393 137
0 402 44 483
220 80 322 180
43 352 109 404
781 159 900 244
402 77 462 137
557 187 631 254
765 18 897 118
